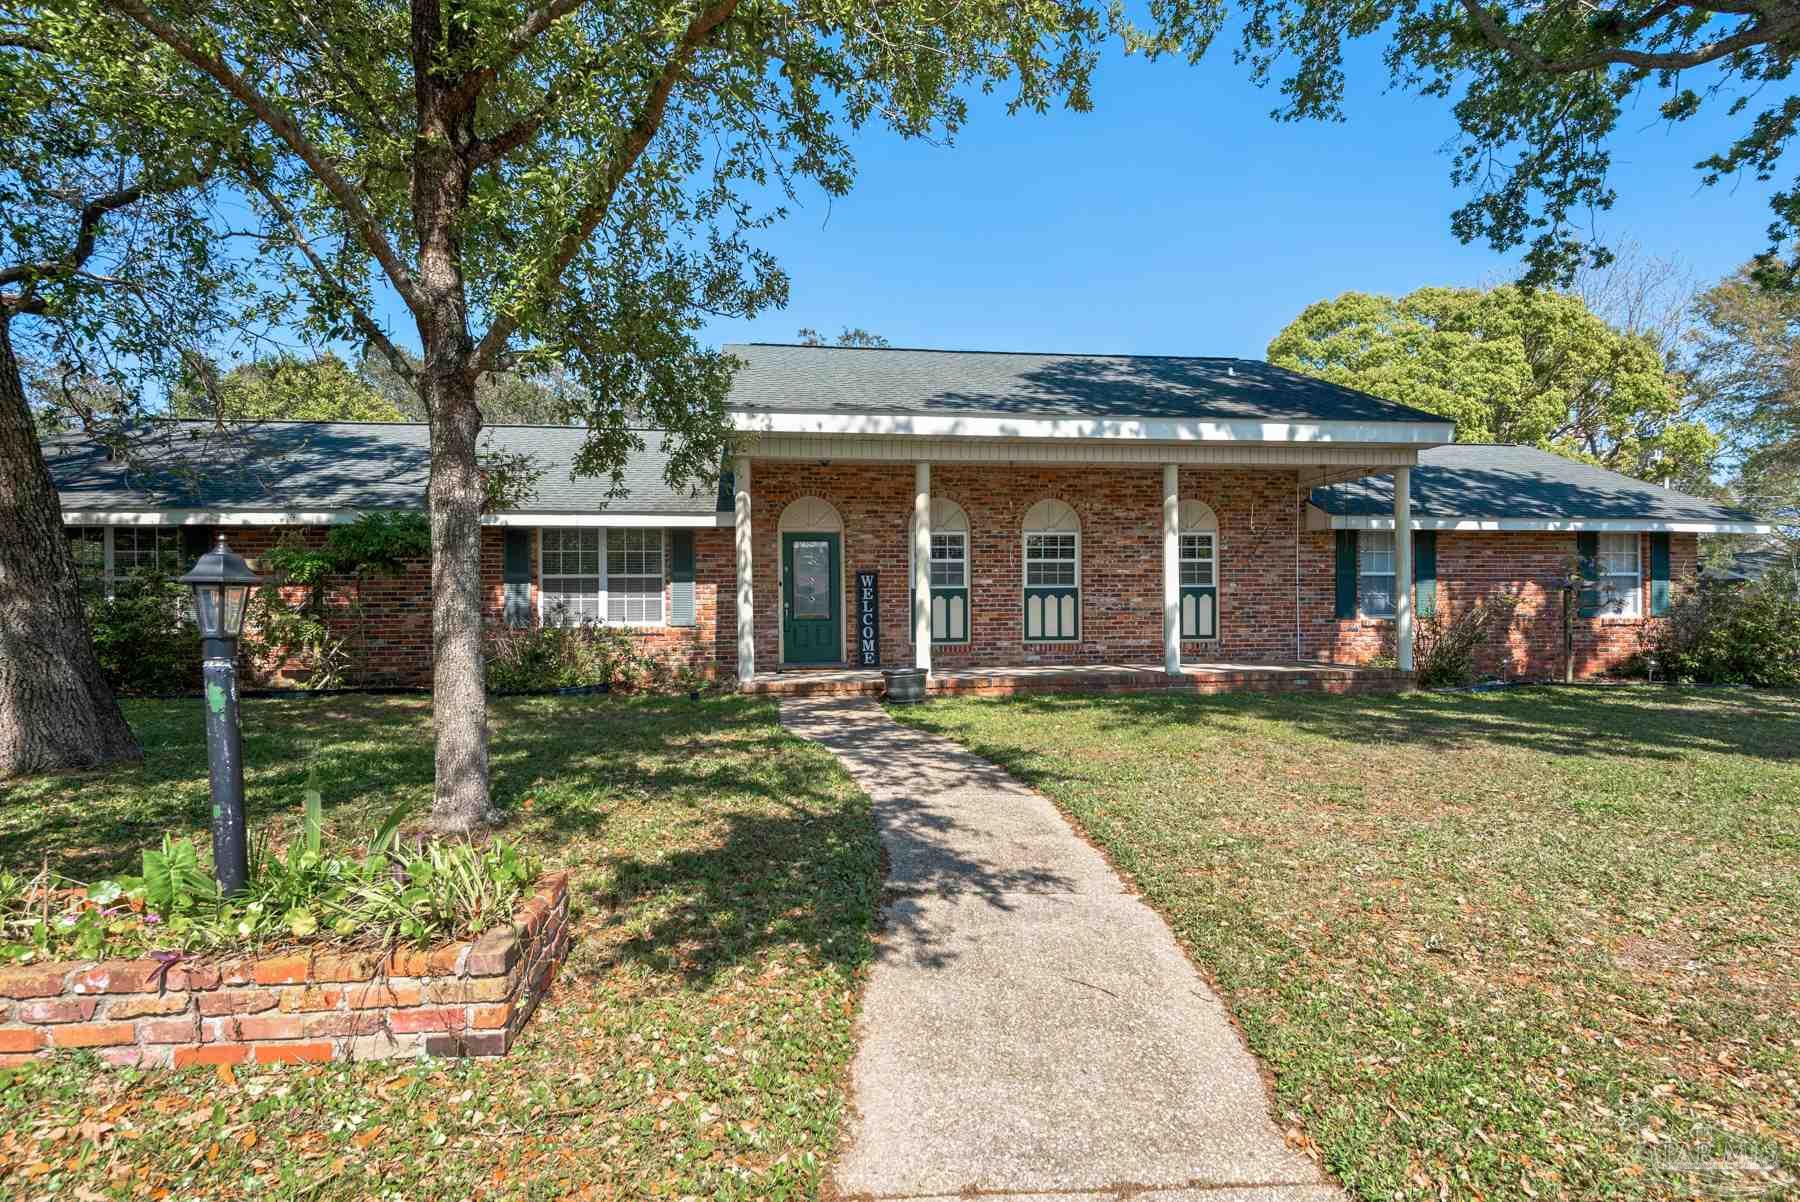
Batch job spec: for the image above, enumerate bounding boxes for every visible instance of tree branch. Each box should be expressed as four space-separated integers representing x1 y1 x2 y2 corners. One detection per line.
103 0 427 321
0 182 144 290
470 0 739 373
1456 0 1789 74
237 161 417 387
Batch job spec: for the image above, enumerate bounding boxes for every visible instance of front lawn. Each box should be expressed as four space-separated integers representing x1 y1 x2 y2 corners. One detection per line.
0 694 878 1201
893 686 1799 1202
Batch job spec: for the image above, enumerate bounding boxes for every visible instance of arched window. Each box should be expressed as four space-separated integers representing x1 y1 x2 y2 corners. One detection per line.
1178 500 1220 639
911 498 971 644
1022 499 1080 641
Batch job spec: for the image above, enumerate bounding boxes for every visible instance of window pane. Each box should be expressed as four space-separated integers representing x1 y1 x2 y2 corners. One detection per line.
1180 533 1215 586
791 539 830 618
930 533 966 588
65 527 105 592
1358 576 1396 617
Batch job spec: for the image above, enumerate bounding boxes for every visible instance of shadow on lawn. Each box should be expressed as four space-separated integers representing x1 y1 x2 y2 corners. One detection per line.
950 685 1800 770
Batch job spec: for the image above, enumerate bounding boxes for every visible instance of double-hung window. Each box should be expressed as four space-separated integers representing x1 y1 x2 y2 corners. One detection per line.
538 528 665 626
1357 531 1397 618
62 526 185 596
927 530 969 643
1179 531 1218 638
1024 533 1077 587
606 529 665 624
1596 533 1642 618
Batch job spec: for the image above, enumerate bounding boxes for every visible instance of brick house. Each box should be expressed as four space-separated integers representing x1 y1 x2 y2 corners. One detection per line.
46 344 1768 688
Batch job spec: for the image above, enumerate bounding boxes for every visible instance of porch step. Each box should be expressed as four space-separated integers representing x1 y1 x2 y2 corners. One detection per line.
745 662 1412 700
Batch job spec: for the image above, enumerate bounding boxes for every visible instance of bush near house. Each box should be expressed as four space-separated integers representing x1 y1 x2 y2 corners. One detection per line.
1641 567 1800 685
85 576 200 696
482 620 711 694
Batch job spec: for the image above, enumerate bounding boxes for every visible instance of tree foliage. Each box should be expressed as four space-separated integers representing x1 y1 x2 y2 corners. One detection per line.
1689 267 1800 548
1268 285 1717 485
173 353 404 423
1139 0 1800 286
797 326 890 347
30 0 1106 825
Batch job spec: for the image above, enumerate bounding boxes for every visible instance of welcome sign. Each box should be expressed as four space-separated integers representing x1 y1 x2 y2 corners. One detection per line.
855 570 880 667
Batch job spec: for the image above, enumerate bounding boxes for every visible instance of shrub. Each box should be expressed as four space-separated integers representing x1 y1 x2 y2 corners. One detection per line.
1412 592 1522 688
85 574 201 695
483 617 711 693
1641 567 1800 685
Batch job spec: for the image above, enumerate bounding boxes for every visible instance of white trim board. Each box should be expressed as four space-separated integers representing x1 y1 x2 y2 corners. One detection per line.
61 509 731 528
730 410 1455 446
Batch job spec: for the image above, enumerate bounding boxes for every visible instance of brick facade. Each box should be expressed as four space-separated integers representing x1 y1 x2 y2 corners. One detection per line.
0 873 568 1068
1299 528 1699 678
746 461 1694 681
201 463 1695 687
223 526 734 688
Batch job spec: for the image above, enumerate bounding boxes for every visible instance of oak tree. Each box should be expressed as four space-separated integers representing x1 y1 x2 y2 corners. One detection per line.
49 0 1105 828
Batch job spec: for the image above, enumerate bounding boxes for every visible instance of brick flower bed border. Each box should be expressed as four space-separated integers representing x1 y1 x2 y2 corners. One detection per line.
0 872 568 1069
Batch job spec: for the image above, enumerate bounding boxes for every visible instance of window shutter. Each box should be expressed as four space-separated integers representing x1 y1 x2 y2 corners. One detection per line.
669 529 696 627
502 528 533 628
1576 531 1601 618
1412 530 1437 615
1649 532 1672 616
1334 530 1357 620
180 526 214 562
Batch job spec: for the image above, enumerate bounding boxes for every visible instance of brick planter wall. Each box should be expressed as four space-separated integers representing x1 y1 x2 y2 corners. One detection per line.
0 873 568 1069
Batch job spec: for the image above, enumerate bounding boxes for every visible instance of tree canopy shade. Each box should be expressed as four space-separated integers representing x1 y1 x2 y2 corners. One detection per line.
1267 286 1718 487
42 0 1106 827
1137 0 1800 287
0 8 255 778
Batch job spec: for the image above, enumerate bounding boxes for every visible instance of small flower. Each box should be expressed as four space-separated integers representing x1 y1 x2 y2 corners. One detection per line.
143 912 163 926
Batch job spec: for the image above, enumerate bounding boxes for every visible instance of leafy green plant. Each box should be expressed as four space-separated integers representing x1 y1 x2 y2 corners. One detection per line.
85 575 200 695
1640 567 1800 685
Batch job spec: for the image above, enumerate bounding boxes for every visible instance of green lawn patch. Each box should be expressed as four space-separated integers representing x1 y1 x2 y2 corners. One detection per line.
0 693 878 1200
892 686 1799 1202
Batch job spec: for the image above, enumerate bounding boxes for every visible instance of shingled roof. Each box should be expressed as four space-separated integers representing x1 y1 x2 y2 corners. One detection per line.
722 343 1454 426
45 421 727 517
1310 444 1761 527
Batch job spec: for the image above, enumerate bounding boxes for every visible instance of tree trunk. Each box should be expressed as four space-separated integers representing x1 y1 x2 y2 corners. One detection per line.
424 363 495 830
0 315 142 778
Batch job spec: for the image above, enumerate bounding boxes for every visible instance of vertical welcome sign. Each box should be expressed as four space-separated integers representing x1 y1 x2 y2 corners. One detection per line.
855 570 880 667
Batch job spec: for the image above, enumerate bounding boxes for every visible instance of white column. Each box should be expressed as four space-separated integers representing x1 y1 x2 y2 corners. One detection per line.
1394 466 1414 673
913 462 931 673
734 455 755 685
1163 464 1181 676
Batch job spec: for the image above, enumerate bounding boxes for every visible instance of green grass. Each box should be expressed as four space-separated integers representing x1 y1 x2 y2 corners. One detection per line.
891 686 1800 1202
0 694 879 1201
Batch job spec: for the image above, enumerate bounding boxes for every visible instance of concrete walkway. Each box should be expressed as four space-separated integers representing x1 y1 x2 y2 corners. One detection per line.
780 697 1342 1202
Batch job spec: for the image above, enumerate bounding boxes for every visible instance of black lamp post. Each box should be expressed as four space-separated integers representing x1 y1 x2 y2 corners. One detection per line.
179 535 262 894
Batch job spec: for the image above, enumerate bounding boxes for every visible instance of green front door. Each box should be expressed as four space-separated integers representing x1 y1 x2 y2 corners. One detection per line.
782 532 842 665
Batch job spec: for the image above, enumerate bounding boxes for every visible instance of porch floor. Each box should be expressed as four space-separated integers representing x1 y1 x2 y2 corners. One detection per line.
743 660 1411 699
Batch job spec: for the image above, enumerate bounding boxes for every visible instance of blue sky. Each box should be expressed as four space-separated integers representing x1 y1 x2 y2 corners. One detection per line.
700 39 1773 360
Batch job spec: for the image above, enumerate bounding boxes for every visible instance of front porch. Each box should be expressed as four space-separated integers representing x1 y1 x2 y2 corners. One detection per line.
743 660 1412 699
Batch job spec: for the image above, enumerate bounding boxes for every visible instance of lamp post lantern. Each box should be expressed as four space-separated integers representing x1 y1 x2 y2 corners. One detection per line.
179 535 262 894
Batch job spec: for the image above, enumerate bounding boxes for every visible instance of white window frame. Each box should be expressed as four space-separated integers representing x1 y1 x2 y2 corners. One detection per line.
1358 530 1397 619
605 527 667 626
1023 531 1079 588
1596 532 1642 618
1179 532 1215 587
536 527 668 628
929 531 967 589
1022 526 1080 642
63 525 183 597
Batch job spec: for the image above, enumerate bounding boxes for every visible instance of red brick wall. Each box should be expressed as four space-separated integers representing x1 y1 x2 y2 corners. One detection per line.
746 462 1307 669
1299 529 1699 678
221 524 732 688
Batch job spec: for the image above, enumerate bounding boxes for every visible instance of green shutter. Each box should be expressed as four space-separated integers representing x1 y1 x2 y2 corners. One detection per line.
1649 532 1672 616
1413 530 1437 615
1334 530 1357 619
1576 532 1601 618
669 529 696 627
502 528 533 627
